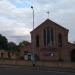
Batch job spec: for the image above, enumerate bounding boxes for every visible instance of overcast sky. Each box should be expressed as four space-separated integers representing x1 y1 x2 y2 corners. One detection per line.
0 0 75 44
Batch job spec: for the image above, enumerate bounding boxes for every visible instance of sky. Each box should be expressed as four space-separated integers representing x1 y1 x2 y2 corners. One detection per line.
0 0 75 44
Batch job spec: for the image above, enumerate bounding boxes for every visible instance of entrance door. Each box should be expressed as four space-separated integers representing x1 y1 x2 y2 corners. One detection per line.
28 55 31 60
71 49 75 62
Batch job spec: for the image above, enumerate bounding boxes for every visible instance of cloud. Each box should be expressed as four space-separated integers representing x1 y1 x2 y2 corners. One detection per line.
8 35 31 45
0 0 75 44
0 0 33 44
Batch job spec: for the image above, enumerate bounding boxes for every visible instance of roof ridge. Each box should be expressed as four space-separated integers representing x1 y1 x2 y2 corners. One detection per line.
30 19 69 33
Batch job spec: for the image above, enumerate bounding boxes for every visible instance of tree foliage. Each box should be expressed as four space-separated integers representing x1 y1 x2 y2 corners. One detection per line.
7 42 17 51
0 34 8 50
0 34 30 52
19 40 30 47
0 34 17 51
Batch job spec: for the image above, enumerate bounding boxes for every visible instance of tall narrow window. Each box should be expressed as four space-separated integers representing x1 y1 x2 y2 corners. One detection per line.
58 33 63 47
51 28 54 44
36 35 39 47
43 27 54 46
47 28 50 45
43 29 46 46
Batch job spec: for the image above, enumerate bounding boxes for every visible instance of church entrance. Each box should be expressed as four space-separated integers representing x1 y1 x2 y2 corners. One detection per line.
71 49 75 62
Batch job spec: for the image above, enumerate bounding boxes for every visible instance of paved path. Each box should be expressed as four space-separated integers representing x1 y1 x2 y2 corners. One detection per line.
0 65 75 75
0 68 75 75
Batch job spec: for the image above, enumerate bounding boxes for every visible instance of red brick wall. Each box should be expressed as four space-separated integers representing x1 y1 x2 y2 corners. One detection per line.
31 19 75 62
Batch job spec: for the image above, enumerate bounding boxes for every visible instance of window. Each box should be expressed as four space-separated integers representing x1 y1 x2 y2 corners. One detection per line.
24 51 28 55
43 27 54 46
8 52 11 58
51 28 54 44
43 29 46 46
47 28 50 45
36 35 39 47
28 55 31 60
58 33 63 47
1 53 3 58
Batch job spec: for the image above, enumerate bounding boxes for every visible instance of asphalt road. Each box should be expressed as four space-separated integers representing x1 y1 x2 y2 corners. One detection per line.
0 68 75 75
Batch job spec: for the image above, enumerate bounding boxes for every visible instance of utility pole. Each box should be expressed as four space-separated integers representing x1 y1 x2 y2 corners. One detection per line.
31 6 35 67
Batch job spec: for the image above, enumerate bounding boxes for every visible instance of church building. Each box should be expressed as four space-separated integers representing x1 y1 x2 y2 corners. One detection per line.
30 19 75 62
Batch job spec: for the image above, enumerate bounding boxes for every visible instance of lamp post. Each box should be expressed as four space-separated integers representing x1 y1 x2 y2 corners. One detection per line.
31 6 34 30
31 6 35 67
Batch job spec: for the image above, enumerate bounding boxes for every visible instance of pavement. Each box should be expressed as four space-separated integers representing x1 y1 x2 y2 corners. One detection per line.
0 67 75 75
0 64 75 73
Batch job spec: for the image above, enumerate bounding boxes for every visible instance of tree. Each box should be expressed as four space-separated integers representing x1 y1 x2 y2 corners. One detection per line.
0 34 8 50
7 42 17 51
19 40 30 48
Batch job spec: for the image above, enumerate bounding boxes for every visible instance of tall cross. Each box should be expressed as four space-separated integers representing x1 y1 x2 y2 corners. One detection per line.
47 11 50 19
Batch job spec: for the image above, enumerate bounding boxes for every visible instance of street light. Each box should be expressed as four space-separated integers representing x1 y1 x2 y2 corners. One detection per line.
31 6 34 30
31 6 35 67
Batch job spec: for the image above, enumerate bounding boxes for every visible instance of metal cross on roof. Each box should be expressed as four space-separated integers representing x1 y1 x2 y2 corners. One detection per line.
47 11 50 19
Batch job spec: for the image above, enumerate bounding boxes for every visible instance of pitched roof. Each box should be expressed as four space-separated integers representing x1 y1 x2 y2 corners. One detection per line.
30 19 69 33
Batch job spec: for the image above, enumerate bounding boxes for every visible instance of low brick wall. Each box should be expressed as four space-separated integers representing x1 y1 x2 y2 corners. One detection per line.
36 61 75 69
0 60 32 66
0 60 75 69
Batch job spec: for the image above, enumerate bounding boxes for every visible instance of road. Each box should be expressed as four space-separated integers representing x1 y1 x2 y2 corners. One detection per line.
0 67 75 75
